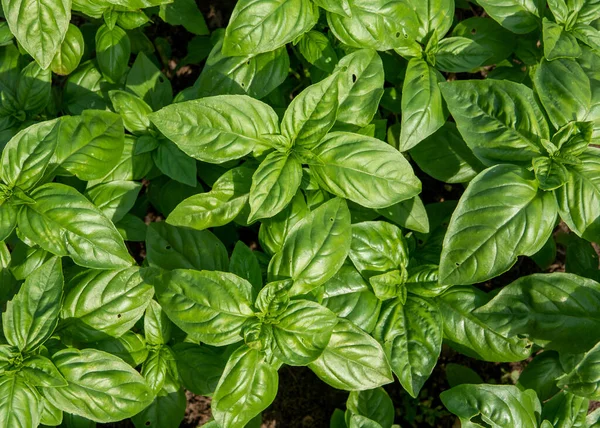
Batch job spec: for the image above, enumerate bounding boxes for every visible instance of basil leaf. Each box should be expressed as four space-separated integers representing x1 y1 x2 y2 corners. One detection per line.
16 61 51 115
436 286 533 362
60 267 154 342
268 198 352 296
271 300 338 366
2 0 71 69
534 58 591 128
230 241 263 297
543 18 582 61
518 351 563 401
476 0 541 34
0 203 17 242
439 165 557 286
377 196 430 234
152 140 197 187
541 391 589 427
452 17 517 66
349 221 408 277
475 273 600 353
43 348 153 423
299 31 338 73
406 0 454 42
40 398 63 426
92 331 149 367
87 135 152 184
327 0 419 52
308 132 421 209
309 319 393 391
150 95 279 163
336 49 385 127
440 79 547 166
346 388 394 428
173 342 229 396
18 183 134 269
146 222 228 272
158 0 208 35
131 375 186 428
144 299 171 346
0 376 42 428
441 384 541 428
96 24 131 83
64 61 108 115
197 32 289 99
1 118 60 190
2 257 62 352
434 37 492 72
142 346 177 394
223 0 319 56
153 269 254 346
212 345 278 428
557 341 600 399
51 110 125 181
249 152 302 222
312 0 351 16
282 72 340 149
533 156 569 191
126 52 173 111
51 24 84 76
108 90 153 135
85 180 142 222
21 354 68 387
555 147 600 242
259 192 308 255
399 58 446 151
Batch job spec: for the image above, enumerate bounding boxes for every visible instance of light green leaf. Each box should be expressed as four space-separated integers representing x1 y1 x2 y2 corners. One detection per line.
212 345 278 428
159 0 208 35
21 354 67 387
131 375 186 428
299 30 338 73
144 300 172 346
543 18 582 61
476 0 541 33
85 180 142 222
312 0 351 16
152 269 254 346
153 139 197 187
439 165 557 286
18 183 134 269
96 24 130 83
440 79 547 166
0 375 42 428
259 192 308 255
308 132 421 209
172 342 229 396
51 24 84 76
108 90 153 135
346 388 394 428
377 196 430 234
518 351 563 401
230 241 262 296
309 319 393 391
92 331 149 367
249 152 302 222
541 391 589 427
126 52 172 111
3 257 62 352
373 296 442 398
349 221 408 277
16 61 51 115
43 348 153 423
475 273 600 353
557 341 600 399
268 198 352 296
433 37 492 72
150 95 279 163
223 0 319 56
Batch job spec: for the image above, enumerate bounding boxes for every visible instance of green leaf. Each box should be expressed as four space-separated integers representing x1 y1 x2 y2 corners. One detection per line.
518 351 563 401
96 24 130 83
282 72 340 149
439 79 547 166
230 241 263 296
21 354 68 387
60 267 153 342
196 32 289 100
558 340 600 398
433 37 492 72
173 342 229 396
271 300 338 366
398 58 446 151
312 0 351 16
435 286 533 362
159 0 209 35
142 346 177 394
404 265 451 298
116 213 147 242
476 0 541 33
259 192 308 255
410 122 484 184
249 152 302 222
319 264 381 333
452 17 517 66
376 196 430 234
349 221 408 278
308 132 421 209
131 375 186 428
152 269 254 346
439 165 557 286
555 147 600 243
373 296 442 398
85 180 142 222
445 364 483 387
327 0 419 52
532 156 569 191
167 166 253 230
223 0 319 56
1 118 60 190
406 0 455 42
268 198 352 296
3 257 62 352
50 110 125 181
335 49 385 127
126 52 173 111
146 222 228 272
153 140 197 187
541 391 589 427
0 203 17 242
144 300 171 346
16 61 51 115
18 183 133 269
87 135 152 184
212 345 278 428
150 95 279 163
108 90 153 135
0 375 42 428
63 61 107 115
43 348 153 423
309 319 393 391
346 388 394 428
299 31 338 73
1 0 71 69
92 331 149 367
441 384 541 428
543 18 582 61
534 58 591 128
51 24 84 76
40 398 63 426
475 273 600 353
